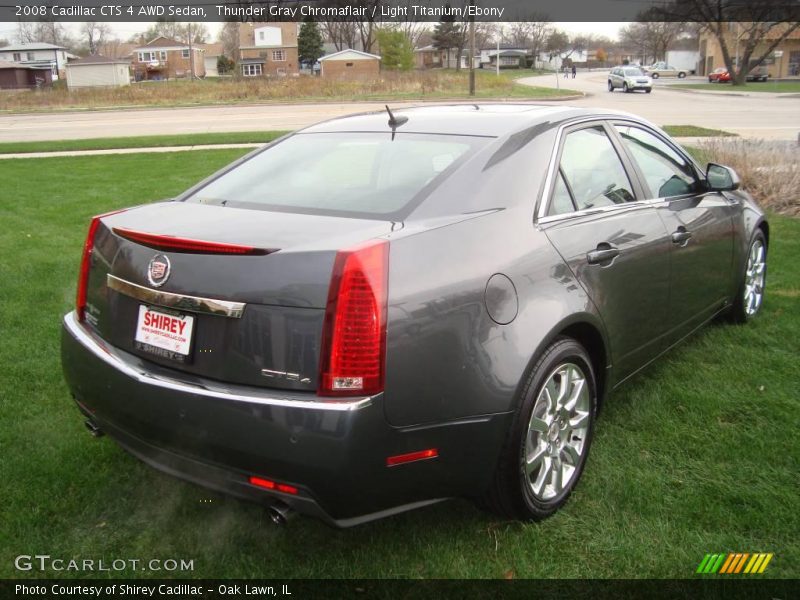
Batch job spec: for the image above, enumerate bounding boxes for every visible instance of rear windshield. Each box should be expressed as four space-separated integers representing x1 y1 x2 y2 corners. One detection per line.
184 132 487 219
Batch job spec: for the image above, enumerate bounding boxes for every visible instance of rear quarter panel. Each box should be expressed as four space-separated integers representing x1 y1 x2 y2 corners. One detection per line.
382 132 606 427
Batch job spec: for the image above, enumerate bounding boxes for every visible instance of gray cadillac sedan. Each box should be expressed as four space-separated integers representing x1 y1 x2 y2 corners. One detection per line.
61 105 768 527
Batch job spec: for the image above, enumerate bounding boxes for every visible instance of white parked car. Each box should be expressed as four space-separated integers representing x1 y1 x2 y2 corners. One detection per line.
608 66 653 93
643 62 687 78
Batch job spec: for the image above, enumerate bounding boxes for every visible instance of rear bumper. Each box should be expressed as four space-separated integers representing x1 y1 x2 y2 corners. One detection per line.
61 312 510 526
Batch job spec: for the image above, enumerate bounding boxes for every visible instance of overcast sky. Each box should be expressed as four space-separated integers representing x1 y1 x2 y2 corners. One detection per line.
0 21 627 45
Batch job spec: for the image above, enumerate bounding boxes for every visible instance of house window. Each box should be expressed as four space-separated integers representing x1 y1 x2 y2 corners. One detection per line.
13 52 20 61
242 64 262 77
182 49 190 59
346 62 354 67
259 32 265 41
27 52 35 61
272 50 286 61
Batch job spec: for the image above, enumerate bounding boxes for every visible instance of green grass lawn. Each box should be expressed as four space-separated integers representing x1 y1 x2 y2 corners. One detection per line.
682 81 800 93
662 125 737 138
0 131 288 154
0 150 798 579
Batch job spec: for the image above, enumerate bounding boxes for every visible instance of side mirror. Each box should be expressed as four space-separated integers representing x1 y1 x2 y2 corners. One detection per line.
706 163 740 191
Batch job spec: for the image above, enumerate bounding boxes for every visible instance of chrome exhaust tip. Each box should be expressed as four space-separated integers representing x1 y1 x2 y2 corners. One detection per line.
84 419 104 438
268 501 295 526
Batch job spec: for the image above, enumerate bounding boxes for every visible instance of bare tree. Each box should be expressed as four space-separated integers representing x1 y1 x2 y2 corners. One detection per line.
16 21 71 47
322 21 359 51
219 22 240 61
82 22 112 55
656 0 800 84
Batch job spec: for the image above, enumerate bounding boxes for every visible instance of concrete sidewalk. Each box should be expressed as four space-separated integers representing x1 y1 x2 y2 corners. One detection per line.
0 142 262 160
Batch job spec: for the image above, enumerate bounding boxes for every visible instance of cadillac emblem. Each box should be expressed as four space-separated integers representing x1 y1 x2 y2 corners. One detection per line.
147 254 171 288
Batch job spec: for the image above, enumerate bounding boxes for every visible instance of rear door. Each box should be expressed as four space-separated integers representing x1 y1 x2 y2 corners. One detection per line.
610 122 734 342
540 122 673 382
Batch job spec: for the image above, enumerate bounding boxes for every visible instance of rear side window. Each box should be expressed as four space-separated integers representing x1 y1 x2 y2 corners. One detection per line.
615 125 700 198
185 132 485 219
556 126 635 212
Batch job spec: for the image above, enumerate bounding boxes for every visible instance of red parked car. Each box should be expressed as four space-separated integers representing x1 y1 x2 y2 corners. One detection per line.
708 68 731 83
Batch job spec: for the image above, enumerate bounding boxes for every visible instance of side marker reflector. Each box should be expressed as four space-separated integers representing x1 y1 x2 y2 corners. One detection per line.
386 448 439 467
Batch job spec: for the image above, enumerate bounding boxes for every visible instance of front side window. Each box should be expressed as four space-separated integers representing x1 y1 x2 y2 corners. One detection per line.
556 126 635 212
615 125 699 198
185 132 485 219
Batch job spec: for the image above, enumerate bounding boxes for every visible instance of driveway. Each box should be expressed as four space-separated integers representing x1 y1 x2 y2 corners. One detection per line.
519 71 800 140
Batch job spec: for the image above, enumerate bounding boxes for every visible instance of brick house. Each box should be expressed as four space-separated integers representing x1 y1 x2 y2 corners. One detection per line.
699 23 800 77
237 22 299 77
132 36 205 81
319 49 381 79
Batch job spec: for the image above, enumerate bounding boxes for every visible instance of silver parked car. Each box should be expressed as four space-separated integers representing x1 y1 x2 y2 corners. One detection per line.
643 62 687 78
608 66 653 93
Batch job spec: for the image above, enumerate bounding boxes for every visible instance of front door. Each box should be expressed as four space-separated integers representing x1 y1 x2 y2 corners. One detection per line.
610 123 734 343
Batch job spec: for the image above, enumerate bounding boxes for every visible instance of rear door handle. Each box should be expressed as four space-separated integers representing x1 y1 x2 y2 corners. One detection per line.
671 228 692 245
586 245 620 265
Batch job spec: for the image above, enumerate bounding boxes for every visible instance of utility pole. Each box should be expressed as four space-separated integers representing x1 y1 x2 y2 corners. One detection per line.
468 0 475 96
496 34 500 76
188 22 195 81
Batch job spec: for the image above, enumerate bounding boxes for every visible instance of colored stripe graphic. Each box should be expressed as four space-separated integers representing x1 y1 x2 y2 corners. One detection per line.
701 553 773 574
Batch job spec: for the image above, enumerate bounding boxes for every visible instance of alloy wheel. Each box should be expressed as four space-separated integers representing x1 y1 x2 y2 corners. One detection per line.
524 362 591 501
744 239 766 316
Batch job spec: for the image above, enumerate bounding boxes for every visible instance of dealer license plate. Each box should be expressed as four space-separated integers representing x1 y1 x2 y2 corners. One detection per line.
134 305 194 363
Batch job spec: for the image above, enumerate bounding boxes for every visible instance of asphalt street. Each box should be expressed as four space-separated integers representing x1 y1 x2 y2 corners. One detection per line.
0 71 797 142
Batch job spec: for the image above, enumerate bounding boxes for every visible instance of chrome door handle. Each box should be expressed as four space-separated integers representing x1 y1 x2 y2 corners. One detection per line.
587 245 620 265
671 228 692 245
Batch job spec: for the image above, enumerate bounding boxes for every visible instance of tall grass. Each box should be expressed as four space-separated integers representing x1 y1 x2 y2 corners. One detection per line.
0 71 571 111
697 139 800 216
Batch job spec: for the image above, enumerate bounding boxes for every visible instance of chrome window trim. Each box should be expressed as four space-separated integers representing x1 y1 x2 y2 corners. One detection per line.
535 115 698 226
107 274 246 319
64 312 373 412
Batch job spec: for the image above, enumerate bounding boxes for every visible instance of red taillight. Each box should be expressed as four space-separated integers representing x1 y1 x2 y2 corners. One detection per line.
76 210 127 322
318 240 389 397
386 448 439 467
112 227 273 255
248 476 298 495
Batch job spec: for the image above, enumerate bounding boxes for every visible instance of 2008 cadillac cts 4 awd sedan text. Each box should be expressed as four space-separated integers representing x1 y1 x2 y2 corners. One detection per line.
61 105 768 527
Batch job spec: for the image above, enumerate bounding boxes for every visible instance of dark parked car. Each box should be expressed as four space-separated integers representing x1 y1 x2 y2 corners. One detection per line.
62 105 768 527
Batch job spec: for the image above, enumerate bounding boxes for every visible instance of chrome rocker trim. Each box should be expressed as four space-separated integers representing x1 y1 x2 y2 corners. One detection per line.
64 312 373 412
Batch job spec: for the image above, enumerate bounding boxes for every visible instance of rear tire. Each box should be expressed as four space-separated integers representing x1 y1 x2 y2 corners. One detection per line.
651 73 659 79
678 72 686 78
482 338 597 520
729 230 767 323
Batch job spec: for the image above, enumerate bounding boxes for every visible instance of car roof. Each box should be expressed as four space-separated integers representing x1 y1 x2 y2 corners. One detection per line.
300 104 611 138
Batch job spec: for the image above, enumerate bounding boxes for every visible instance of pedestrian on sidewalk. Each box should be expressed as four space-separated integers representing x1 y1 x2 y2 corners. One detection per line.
571 65 577 78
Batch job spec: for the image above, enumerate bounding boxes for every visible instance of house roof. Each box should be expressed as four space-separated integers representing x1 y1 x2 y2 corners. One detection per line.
68 55 130 66
319 49 381 61
135 36 203 51
0 42 66 52
488 49 528 57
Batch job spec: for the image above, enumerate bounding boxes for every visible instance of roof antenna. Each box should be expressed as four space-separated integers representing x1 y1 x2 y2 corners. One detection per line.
385 105 408 140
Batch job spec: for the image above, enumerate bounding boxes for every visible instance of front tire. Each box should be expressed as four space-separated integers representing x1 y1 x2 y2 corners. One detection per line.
645 88 652 93
623 82 629 93
729 230 767 323
678 72 686 78
608 80 614 92
483 338 597 520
